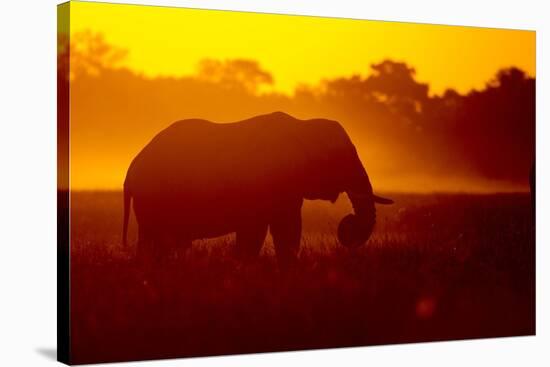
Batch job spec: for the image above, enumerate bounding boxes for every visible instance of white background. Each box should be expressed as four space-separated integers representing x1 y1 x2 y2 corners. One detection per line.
0 0 547 365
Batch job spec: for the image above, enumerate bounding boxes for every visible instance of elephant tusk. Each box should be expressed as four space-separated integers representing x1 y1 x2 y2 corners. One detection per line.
373 194 394 205
348 191 393 204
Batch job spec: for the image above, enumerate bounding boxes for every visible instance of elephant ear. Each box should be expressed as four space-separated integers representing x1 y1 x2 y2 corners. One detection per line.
293 119 352 198
252 117 320 195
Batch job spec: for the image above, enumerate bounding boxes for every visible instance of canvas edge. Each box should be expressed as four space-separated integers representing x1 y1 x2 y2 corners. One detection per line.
57 1 71 364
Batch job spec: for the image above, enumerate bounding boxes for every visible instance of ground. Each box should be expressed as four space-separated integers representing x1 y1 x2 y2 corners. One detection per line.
68 192 535 364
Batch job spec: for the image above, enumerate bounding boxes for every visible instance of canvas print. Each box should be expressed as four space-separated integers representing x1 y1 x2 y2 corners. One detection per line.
57 1 536 364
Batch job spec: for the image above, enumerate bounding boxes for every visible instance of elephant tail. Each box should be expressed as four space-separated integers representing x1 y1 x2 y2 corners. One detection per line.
122 183 131 246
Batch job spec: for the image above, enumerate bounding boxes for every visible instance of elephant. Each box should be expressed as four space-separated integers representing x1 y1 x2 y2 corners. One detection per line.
122 111 392 269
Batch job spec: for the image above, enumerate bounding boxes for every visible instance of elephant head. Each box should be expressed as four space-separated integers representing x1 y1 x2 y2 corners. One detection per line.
298 118 393 248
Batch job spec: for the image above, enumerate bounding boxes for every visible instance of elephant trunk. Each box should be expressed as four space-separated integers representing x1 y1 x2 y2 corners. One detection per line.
337 164 376 248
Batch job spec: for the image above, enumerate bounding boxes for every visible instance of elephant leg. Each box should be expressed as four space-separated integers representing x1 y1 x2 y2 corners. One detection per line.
152 233 173 264
270 200 303 270
235 223 268 260
173 237 192 260
136 223 154 264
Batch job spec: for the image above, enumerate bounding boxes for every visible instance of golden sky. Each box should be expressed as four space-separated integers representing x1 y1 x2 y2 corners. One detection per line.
62 1 536 192
69 1 535 95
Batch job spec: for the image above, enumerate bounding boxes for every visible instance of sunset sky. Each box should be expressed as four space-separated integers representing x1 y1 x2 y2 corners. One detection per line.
61 1 536 191
69 1 535 95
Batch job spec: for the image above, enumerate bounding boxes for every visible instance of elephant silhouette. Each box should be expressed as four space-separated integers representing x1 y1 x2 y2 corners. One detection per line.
122 111 392 268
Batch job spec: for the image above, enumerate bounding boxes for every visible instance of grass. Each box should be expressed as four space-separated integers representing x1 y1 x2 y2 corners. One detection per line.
68 192 535 364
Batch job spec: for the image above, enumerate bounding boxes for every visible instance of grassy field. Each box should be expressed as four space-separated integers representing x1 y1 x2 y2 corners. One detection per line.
69 192 535 364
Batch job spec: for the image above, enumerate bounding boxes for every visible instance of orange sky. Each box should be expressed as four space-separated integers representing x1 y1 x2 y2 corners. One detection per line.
61 1 536 191
68 1 535 95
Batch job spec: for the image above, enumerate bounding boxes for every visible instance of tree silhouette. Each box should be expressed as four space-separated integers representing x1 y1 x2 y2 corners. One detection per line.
58 30 128 80
365 60 429 116
197 59 274 94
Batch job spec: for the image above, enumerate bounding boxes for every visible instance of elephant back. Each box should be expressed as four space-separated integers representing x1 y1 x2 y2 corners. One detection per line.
125 114 312 207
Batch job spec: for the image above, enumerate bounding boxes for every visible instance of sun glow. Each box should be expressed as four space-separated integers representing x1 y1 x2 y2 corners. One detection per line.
60 1 535 191
69 1 535 95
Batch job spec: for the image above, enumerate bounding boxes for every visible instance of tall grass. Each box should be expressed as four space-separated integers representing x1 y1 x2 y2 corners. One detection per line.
69 192 535 364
